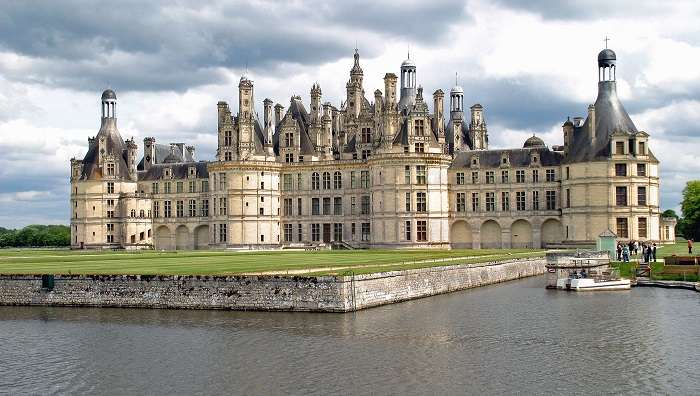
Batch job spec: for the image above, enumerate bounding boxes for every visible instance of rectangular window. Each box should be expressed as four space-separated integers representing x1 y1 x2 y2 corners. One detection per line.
351 171 357 188
501 170 509 183
311 224 320 241
297 198 302 216
164 182 171 194
285 153 294 163
532 191 540 210
361 127 372 144
219 223 227 242
416 166 426 185
152 182 159 194
417 221 427 242
456 193 466 212
416 192 427 212
219 173 226 190
638 141 646 155
351 196 356 215
532 169 539 183
188 199 196 217
471 193 479 212
297 224 302 242
486 192 495 212
283 224 292 242
637 163 646 176
323 197 331 215
472 171 479 184
297 174 303 190
414 119 425 136
283 174 293 191
405 220 412 241
616 186 627 206
516 170 525 183
566 167 570 180
501 192 510 211
351 223 356 239
545 190 556 210
516 191 526 211
107 235 114 243
405 166 411 184
106 210 114 218
545 169 555 182
486 171 494 184
176 182 183 193
566 189 571 208
361 223 370 241
333 172 342 189
616 218 628 238
638 217 647 238
201 200 209 217
456 172 465 185
106 163 115 176
312 198 320 215
360 171 370 188
415 142 425 153
284 198 293 216
176 200 184 217
361 196 370 215
219 197 227 215
201 180 209 192
189 181 196 193
106 223 114 231
362 149 371 160
164 201 172 218
153 201 160 218
616 141 625 155
615 163 627 177
637 186 647 206
323 172 331 189
405 192 411 212
334 223 343 241
334 197 343 215
107 182 114 194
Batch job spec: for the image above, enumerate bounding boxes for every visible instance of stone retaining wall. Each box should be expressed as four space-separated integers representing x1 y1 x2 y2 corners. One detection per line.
0 258 545 312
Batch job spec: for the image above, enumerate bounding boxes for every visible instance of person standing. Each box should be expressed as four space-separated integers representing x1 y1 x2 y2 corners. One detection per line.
652 243 657 262
634 240 639 256
617 243 622 261
622 245 630 263
689 239 694 254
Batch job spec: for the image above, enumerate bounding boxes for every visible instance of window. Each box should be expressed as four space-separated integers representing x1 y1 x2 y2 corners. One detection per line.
638 217 647 238
312 224 320 241
189 181 196 193
565 167 570 180
164 182 171 194
297 174 303 190
361 223 370 241
545 190 556 210
362 149 371 160
297 198 302 216
164 201 172 218
107 235 114 243
532 169 539 183
405 220 412 240
414 119 425 136
333 171 342 189
139 232 144 241
323 197 331 215
201 180 209 192
516 170 525 183
285 131 294 147
351 223 356 239
532 191 540 210
106 223 114 231
457 193 466 212
361 127 372 143
218 223 227 242
152 183 159 194
283 174 293 191
153 201 160 218
637 163 646 176
360 171 370 188
471 171 479 184
224 130 232 146
486 171 494 184
351 196 356 214
501 170 509 183
415 143 425 153
334 223 343 241
284 224 293 242
218 173 226 190
615 163 627 177
334 197 342 215
107 199 114 207
285 153 294 163
405 192 411 211
486 192 495 212
471 193 479 212
312 172 320 190
259 207 264 216
312 198 320 215
284 198 293 216
616 218 628 238
106 163 115 176
351 171 357 188
219 197 227 215
189 199 196 217
361 196 370 215
224 151 232 161
416 166 426 185
176 182 183 193
616 141 625 155
201 200 209 217
297 224 302 242
545 169 555 182
416 192 427 212
417 221 427 241
638 141 646 155
637 186 647 206
616 186 627 206
566 189 571 208
516 191 525 211
405 166 411 184
260 181 265 190
107 182 114 194
501 192 510 211
456 172 465 185
176 200 184 217
323 172 331 189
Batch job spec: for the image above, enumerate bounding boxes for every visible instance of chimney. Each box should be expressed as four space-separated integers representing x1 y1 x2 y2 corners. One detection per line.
274 103 284 126
185 145 195 161
587 104 596 143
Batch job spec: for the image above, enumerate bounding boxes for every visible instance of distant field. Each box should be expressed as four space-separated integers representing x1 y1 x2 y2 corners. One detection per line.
0 248 545 276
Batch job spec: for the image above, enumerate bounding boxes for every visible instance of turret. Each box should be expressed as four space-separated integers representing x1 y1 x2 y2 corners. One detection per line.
322 103 333 159
469 104 488 150
398 53 417 111
263 98 274 145
346 49 364 118
310 83 322 124
238 74 255 156
450 82 464 120
383 73 397 110
562 117 574 156
126 138 138 180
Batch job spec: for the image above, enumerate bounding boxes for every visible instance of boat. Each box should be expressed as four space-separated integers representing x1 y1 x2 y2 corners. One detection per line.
568 277 630 291
547 253 631 291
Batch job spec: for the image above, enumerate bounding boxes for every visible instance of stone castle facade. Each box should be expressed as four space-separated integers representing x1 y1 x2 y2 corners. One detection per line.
70 47 677 250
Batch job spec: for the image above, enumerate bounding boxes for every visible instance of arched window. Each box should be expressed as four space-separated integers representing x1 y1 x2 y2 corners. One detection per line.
323 172 331 189
139 209 145 218
312 172 320 190
333 171 342 189
130 209 136 218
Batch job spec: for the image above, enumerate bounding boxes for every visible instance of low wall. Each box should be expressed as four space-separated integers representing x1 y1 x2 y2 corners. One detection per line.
0 258 545 312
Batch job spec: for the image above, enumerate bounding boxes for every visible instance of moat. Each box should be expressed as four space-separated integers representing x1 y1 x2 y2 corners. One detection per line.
1 276 698 394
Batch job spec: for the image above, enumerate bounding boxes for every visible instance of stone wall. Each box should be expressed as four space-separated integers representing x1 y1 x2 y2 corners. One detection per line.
0 258 545 312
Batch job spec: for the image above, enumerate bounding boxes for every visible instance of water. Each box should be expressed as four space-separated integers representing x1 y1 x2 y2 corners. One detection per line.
1 276 699 395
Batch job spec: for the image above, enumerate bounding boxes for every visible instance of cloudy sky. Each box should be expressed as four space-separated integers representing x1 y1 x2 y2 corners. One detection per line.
1 0 699 228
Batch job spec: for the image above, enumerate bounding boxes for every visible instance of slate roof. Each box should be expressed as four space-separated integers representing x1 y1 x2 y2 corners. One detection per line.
138 161 209 181
273 97 317 156
137 143 195 170
80 118 131 180
450 147 564 169
445 116 472 153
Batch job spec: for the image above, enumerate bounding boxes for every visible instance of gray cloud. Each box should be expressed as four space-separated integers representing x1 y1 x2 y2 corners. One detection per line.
492 0 671 20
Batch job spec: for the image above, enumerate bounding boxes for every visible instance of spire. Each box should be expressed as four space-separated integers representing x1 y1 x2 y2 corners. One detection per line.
351 48 363 75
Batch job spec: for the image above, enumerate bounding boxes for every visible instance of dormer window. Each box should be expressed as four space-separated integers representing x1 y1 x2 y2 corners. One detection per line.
164 168 172 178
189 167 196 177
501 154 509 166
106 162 115 176
615 141 625 155
638 141 646 155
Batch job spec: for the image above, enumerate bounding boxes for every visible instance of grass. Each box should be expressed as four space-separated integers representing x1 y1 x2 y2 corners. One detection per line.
0 248 545 276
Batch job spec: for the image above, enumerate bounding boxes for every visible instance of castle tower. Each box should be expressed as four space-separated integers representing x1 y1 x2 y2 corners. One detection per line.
398 53 417 111
310 83 322 124
469 104 488 150
447 83 464 153
346 49 364 118
238 74 255 157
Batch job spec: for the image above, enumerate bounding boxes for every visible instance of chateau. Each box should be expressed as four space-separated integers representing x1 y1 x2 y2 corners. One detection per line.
70 47 677 250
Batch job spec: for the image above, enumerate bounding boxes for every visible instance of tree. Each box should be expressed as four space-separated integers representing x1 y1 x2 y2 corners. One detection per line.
680 181 700 241
0 225 70 247
662 209 679 219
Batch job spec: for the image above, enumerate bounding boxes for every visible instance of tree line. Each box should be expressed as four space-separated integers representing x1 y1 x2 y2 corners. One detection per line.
664 180 700 241
0 225 70 247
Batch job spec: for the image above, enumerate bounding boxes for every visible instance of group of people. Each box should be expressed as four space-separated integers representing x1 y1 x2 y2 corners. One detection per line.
617 240 657 263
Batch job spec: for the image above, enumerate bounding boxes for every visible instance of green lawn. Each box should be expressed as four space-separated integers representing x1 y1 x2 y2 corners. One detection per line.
0 248 545 276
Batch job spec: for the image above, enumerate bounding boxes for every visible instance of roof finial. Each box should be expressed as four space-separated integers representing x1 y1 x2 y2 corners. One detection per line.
455 72 458 86
407 44 410 59
604 36 610 49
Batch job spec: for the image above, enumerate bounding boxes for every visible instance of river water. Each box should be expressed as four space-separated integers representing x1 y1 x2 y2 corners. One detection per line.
1 276 699 395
